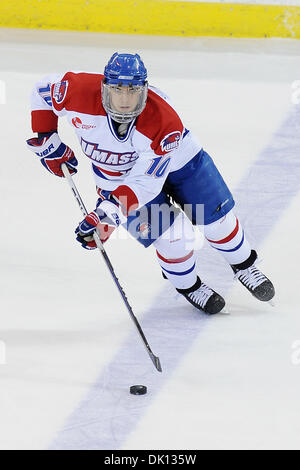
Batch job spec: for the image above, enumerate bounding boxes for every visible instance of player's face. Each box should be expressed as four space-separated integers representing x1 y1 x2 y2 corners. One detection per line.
109 85 142 113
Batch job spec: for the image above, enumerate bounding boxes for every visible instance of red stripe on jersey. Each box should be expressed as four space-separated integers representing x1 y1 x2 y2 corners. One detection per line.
31 110 58 133
156 250 194 264
96 166 123 177
136 88 184 156
112 185 139 215
51 72 107 116
206 218 239 244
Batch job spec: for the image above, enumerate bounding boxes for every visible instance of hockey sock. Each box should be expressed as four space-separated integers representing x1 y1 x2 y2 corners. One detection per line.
231 249 257 271
153 213 197 289
205 209 252 265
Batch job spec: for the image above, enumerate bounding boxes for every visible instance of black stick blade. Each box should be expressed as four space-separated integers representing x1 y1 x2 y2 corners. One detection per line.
151 353 162 372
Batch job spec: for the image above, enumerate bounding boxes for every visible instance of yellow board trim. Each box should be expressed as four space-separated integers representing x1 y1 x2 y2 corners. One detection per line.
1 1 300 38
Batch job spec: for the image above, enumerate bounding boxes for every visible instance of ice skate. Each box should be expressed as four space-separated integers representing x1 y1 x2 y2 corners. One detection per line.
176 277 225 315
232 253 275 302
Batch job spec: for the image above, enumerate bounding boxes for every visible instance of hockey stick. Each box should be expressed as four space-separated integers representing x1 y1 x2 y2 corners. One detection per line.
61 163 162 373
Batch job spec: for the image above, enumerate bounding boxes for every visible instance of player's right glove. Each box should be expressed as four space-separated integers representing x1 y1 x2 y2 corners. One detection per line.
75 197 126 250
26 132 78 177
75 211 115 250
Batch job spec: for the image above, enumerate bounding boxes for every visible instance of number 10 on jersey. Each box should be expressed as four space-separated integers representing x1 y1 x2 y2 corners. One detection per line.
146 156 171 178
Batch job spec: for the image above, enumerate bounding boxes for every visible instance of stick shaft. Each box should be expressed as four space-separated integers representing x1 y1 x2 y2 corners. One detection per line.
61 164 162 372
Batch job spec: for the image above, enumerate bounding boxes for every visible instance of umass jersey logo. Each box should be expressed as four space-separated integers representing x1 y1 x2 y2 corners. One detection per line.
160 131 181 153
81 138 139 166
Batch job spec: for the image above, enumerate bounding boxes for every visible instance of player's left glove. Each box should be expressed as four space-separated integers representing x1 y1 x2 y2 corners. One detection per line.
75 199 126 250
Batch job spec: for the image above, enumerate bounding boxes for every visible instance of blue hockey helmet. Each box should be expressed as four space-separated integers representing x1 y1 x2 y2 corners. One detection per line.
104 52 147 86
102 52 148 123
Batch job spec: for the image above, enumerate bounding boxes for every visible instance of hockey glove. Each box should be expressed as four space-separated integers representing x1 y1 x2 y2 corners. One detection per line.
26 132 78 177
75 199 126 250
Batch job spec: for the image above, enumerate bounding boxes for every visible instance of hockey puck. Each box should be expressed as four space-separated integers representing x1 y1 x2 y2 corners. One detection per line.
130 385 147 395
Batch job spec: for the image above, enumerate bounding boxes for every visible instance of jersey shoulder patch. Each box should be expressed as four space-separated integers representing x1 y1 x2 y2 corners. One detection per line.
160 131 182 153
136 88 184 156
51 72 106 116
52 80 68 104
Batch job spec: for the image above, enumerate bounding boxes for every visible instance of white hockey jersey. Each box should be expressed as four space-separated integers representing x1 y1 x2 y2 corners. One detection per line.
30 72 201 213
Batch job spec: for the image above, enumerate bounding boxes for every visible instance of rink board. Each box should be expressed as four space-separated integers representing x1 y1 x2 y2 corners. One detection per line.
1 0 300 38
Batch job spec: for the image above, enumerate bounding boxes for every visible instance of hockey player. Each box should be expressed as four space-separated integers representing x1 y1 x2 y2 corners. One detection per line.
26 52 275 314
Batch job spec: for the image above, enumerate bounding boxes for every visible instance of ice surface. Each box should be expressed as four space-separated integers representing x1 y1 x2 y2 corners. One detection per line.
0 28 300 450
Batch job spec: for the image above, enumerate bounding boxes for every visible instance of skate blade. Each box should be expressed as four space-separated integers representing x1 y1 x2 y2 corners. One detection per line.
268 299 275 307
219 307 230 315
